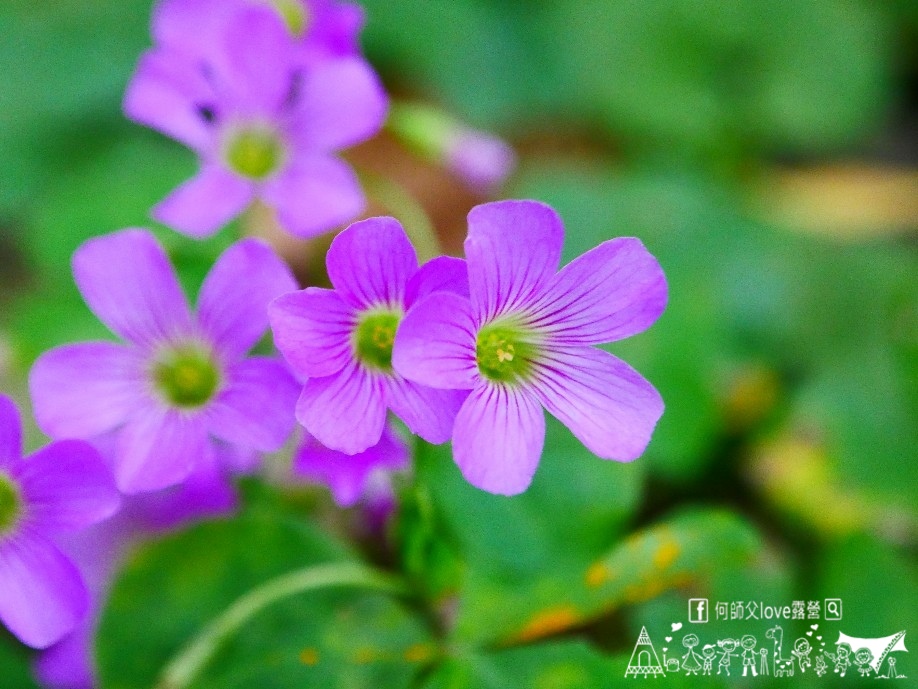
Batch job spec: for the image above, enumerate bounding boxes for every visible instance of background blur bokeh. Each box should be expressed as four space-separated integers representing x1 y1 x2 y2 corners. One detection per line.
1 1 916 687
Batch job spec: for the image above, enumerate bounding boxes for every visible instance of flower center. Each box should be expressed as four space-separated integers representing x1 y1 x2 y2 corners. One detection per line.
0 472 22 536
354 311 401 372
225 127 284 179
475 322 538 383
265 0 310 36
153 346 221 408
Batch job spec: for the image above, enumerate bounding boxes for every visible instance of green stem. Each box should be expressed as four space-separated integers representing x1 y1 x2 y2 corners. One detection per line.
156 562 408 689
361 172 442 262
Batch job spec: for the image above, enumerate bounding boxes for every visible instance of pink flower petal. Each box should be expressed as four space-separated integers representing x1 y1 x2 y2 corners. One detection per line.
452 383 544 495
197 239 297 359
532 346 663 461
72 230 193 348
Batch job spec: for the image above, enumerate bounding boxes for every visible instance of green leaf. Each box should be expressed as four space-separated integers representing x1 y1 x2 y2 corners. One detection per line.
444 504 760 646
422 641 618 689
98 505 432 689
0 633 40 689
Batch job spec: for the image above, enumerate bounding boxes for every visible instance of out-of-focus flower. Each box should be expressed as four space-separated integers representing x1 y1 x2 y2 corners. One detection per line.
393 200 667 496
34 453 238 689
294 423 409 509
125 5 386 239
0 395 120 650
154 0 365 60
269 217 469 455
388 102 516 193
30 230 299 494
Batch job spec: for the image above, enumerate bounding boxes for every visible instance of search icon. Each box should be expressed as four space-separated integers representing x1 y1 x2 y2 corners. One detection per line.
825 598 843 620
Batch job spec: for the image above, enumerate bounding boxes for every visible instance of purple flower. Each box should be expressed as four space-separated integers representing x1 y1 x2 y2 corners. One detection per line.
34 456 237 689
392 200 667 495
29 229 299 494
125 4 386 239
154 0 365 60
269 217 469 455
443 128 516 193
294 423 409 509
0 395 120 650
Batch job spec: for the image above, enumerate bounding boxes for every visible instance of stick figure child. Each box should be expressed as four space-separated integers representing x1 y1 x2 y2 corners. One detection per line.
702 645 716 675
791 638 812 673
717 639 739 676
854 648 873 678
741 635 758 677
825 643 852 677
681 634 702 675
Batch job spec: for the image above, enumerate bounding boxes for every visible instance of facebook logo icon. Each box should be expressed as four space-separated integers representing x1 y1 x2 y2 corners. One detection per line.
689 598 709 623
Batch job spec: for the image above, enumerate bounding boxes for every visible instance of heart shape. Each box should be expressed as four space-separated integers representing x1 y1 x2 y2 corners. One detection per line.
811 624 819 630
817 636 823 641
665 637 673 643
672 622 683 632
807 631 813 636
663 647 668 653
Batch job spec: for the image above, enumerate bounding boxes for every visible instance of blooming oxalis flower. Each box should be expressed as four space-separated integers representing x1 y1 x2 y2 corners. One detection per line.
125 3 386 238
30 229 299 494
269 217 469 454
0 395 119 649
393 200 668 496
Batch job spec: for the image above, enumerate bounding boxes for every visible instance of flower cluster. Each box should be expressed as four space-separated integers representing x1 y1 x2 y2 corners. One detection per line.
125 0 386 238
0 0 668 678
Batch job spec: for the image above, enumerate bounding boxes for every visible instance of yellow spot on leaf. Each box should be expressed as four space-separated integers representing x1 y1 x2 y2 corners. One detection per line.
404 643 434 663
299 648 319 666
513 605 580 643
585 561 611 588
352 647 378 664
654 540 680 569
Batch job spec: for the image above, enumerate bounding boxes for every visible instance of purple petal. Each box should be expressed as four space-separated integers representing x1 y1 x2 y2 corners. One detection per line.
304 0 365 57
130 445 238 530
0 394 22 465
294 425 408 508
29 342 145 439
72 230 193 347
452 383 545 496
33 612 94 689
404 255 469 309
263 155 365 238
123 49 213 151
290 57 387 151
444 128 516 192
0 532 88 649
114 409 206 493
392 292 477 390
386 376 466 445
197 239 297 359
465 200 564 323
206 357 299 451
296 362 386 455
12 441 119 533
533 346 663 461
153 166 255 238
216 7 297 113
529 238 667 344
268 288 354 378
153 0 234 53
326 216 418 309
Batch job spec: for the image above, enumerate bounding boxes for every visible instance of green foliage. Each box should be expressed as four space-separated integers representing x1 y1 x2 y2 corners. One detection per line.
97 505 432 689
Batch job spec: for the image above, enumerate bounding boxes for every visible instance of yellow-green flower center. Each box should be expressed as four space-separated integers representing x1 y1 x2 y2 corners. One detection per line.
266 0 310 36
0 472 22 536
153 346 221 408
354 311 401 372
475 322 538 383
225 127 284 179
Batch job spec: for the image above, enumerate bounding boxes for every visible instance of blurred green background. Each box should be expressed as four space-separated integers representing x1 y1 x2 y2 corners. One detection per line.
0 1 916 687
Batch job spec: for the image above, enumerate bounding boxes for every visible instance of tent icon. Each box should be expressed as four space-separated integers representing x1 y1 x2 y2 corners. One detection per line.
626 626 666 678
